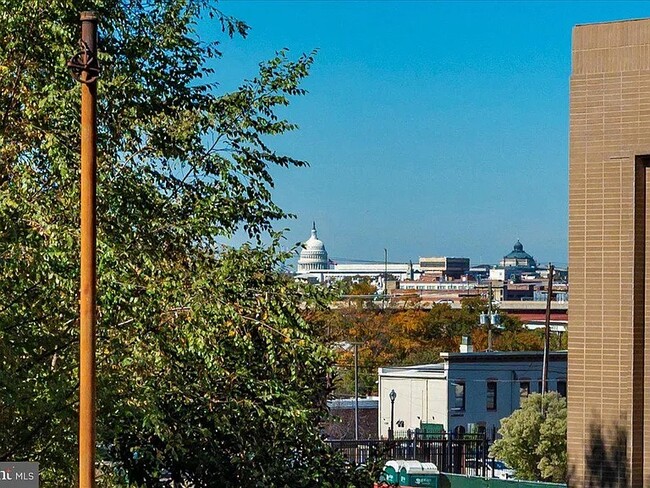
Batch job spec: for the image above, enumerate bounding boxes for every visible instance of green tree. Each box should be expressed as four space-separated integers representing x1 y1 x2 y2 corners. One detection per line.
490 392 567 483
0 1 367 486
420 303 475 348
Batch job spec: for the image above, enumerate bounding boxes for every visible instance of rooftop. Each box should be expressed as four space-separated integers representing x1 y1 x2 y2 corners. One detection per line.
379 350 568 376
440 350 567 363
328 397 379 410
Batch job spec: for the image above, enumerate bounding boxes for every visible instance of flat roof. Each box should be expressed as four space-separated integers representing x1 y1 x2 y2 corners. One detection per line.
328 397 379 410
379 363 445 377
379 351 568 377
441 350 567 363
499 301 568 311
575 17 650 28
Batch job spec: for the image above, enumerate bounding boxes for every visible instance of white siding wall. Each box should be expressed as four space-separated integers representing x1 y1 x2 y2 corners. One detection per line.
427 379 448 428
378 377 430 438
378 355 567 440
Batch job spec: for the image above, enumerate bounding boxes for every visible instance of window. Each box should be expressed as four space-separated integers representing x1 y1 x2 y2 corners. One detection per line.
487 381 497 410
519 381 530 403
557 380 567 398
453 382 466 410
537 379 553 393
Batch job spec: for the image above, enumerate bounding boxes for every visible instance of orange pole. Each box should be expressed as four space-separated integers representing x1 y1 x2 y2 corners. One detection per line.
79 11 98 488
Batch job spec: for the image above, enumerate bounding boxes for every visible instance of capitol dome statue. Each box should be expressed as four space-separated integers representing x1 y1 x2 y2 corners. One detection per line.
298 222 330 273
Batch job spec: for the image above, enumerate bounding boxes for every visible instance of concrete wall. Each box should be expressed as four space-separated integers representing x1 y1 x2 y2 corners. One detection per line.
378 376 431 437
428 378 448 429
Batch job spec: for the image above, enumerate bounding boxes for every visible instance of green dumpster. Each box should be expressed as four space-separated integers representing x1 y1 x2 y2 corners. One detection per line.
419 423 445 439
382 460 401 485
383 460 420 485
399 462 439 487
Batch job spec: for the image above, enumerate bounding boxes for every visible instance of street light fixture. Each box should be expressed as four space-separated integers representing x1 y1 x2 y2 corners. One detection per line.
389 389 397 440
481 282 501 351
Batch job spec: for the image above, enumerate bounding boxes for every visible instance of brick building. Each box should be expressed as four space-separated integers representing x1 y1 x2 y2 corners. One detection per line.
568 18 650 487
323 397 378 440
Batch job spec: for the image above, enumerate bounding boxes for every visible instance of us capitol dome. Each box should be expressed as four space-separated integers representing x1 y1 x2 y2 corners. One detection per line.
297 222 331 273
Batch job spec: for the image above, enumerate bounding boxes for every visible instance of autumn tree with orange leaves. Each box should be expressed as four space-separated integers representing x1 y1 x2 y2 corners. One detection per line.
311 297 563 397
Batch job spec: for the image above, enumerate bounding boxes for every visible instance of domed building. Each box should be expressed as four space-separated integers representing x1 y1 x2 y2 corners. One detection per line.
297 222 331 273
499 240 537 279
295 223 413 284
501 240 536 268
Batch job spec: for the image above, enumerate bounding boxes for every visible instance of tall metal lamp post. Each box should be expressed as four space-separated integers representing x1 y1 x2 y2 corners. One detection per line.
352 342 360 441
389 389 397 440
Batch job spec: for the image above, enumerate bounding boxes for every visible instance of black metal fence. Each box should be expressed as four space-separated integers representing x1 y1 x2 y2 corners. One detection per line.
326 433 489 476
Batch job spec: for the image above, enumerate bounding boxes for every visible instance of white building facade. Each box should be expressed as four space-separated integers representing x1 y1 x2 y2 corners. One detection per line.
297 222 330 273
398 281 477 292
295 224 417 283
377 351 567 440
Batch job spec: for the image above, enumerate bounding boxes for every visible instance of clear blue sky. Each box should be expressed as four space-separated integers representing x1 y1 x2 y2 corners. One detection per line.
207 1 650 267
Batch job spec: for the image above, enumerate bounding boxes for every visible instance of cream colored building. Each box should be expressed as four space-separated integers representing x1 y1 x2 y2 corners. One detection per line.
378 351 567 441
568 18 650 486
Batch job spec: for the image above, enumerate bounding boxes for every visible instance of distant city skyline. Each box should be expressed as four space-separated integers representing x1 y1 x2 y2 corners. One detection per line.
294 222 546 268
208 1 650 266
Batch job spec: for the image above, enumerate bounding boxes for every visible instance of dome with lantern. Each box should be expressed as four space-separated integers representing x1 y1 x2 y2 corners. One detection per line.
298 222 330 273
501 239 536 269
497 239 537 281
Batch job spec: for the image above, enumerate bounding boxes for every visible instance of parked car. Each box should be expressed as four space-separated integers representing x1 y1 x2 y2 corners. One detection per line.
465 459 515 479
486 460 515 480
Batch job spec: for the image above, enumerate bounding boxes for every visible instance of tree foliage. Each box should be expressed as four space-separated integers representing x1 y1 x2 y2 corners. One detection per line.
0 1 367 486
490 392 567 483
335 277 378 309
313 298 552 397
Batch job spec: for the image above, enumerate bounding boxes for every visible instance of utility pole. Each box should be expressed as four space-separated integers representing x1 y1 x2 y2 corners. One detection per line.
68 12 100 488
487 281 493 351
541 263 555 401
480 281 501 351
383 248 388 309
353 342 359 441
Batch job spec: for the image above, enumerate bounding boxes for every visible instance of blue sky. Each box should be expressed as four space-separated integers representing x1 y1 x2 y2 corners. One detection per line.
207 1 650 266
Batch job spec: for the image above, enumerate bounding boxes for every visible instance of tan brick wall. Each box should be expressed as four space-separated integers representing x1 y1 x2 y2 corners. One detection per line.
569 18 650 488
